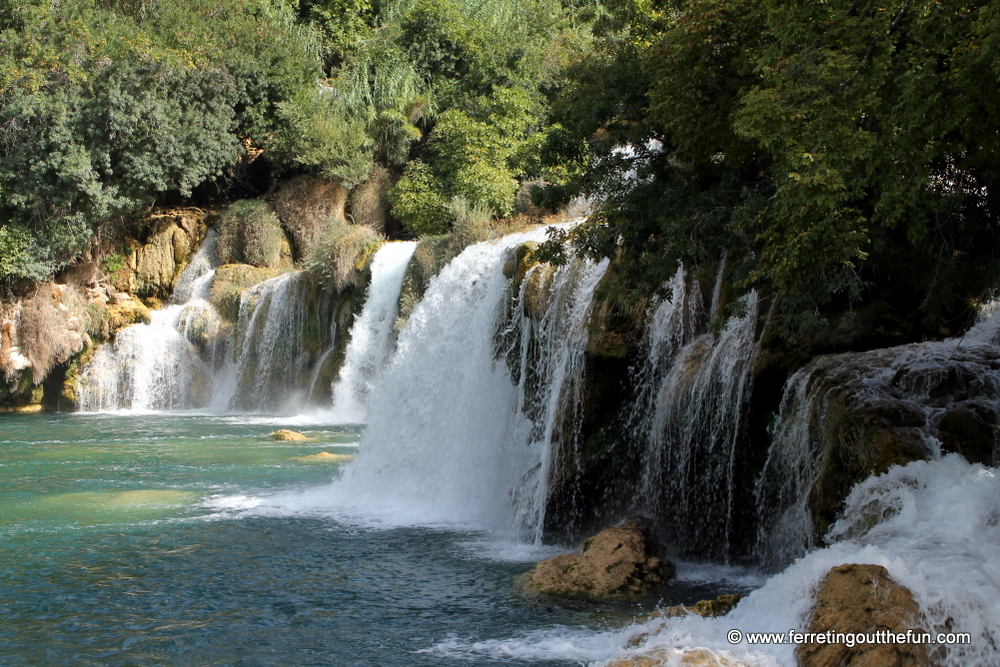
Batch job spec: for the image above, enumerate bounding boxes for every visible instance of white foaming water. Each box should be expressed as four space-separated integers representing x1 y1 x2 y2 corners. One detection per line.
248 224 608 537
78 236 219 412
227 272 308 411
428 456 1000 667
329 241 417 423
630 261 760 558
329 228 553 529
77 307 212 411
755 310 1000 568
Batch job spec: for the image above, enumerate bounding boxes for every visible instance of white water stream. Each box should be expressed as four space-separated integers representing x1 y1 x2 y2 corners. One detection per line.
328 241 417 422
78 234 219 411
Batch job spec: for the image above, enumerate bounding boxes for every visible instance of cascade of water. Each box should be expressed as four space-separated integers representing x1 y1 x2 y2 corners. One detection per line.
227 272 310 411
507 256 610 541
331 225 606 535
754 307 1000 569
329 241 417 422
77 308 213 412
629 263 760 559
457 455 1000 667
77 236 220 412
172 231 218 303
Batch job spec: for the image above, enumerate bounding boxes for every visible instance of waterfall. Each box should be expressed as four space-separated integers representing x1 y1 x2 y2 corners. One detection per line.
629 262 760 559
227 272 310 411
331 225 607 535
505 256 610 541
329 241 417 422
754 308 1000 569
172 231 217 303
77 235 219 412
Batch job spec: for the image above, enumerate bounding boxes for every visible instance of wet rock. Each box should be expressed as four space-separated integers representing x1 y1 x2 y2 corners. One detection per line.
105 293 152 332
118 209 208 299
758 342 1000 550
797 563 929 667
270 429 307 441
503 241 539 282
521 262 556 319
652 594 743 619
606 647 749 667
522 520 674 599
936 404 998 465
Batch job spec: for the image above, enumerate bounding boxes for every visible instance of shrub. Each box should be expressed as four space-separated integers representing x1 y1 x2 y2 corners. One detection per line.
17 286 87 383
304 219 383 293
271 175 346 260
100 254 126 275
387 160 451 236
216 200 288 269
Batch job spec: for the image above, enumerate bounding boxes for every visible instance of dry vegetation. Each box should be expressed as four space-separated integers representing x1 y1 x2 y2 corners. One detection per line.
271 175 348 260
16 285 88 383
217 200 289 269
304 219 383 294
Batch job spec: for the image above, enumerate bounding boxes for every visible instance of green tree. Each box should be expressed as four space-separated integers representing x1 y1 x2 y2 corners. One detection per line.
548 0 1000 336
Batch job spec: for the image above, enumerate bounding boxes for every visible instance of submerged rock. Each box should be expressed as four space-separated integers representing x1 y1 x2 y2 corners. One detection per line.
606 647 750 667
291 452 354 463
797 563 929 667
270 429 307 441
651 594 743 619
522 520 674 599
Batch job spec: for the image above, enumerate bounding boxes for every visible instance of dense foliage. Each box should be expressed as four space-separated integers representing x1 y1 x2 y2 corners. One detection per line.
3 0 999 341
544 0 1000 335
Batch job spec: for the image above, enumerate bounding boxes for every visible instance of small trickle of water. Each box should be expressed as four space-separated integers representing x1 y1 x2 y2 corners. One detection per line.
329 241 417 423
506 255 610 541
172 231 218 304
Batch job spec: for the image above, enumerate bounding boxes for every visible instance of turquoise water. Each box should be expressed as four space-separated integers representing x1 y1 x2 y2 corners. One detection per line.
0 413 709 666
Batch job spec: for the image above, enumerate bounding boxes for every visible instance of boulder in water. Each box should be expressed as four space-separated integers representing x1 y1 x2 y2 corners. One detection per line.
651 593 743 619
270 429 307 441
797 563 929 667
522 520 674 599
605 647 749 667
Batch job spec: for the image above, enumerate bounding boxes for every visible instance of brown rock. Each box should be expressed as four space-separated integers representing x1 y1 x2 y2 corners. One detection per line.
652 594 743 619
209 264 282 321
104 293 152 334
797 563 929 667
522 521 674 599
607 647 748 667
270 429 308 441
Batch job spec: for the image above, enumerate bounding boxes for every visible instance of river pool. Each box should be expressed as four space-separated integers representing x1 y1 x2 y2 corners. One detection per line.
0 413 757 666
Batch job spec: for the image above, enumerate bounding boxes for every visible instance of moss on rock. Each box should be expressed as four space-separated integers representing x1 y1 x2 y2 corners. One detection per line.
210 264 283 321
